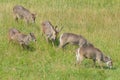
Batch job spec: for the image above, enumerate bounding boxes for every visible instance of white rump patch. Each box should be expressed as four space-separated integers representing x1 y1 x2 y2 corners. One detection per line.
76 48 80 61
59 33 63 43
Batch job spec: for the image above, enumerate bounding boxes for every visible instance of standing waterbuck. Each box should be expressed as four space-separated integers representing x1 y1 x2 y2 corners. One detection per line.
75 44 113 69
59 33 88 48
41 21 63 46
13 5 36 23
8 28 36 48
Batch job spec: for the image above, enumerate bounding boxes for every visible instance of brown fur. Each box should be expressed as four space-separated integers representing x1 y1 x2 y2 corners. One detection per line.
59 33 88 48
75 44 113 68
8 28 36 48
13 5 36 23
8 28 20 42
41 21 63 46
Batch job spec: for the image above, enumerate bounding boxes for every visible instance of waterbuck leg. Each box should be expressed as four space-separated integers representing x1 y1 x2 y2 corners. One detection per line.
75 60 80 66
93 59 96 68
26 45 30 49
15 16 18 22
75 51 80 66
75 49 84 66
79 56 84 65
24 17 29 24
8 38 12 44
41 32 43 36
21 44 25 49
59 44 63 48
13 14 18 22
97 59 103 69
52 41 55 47
45 37 49 43
75 56 84 67
59 42 68 48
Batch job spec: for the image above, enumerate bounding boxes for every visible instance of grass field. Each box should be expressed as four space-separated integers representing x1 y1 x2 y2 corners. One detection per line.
0 0 120 80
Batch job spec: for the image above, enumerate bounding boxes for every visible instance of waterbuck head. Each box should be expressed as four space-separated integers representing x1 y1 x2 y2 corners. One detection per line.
104 56 113 69
51 26 63 41
28 33 36 42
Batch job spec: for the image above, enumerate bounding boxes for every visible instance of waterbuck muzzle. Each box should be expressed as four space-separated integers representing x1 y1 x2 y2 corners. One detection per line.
104 56 113 69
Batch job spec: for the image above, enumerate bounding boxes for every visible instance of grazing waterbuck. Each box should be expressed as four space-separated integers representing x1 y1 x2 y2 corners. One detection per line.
8 28 36 48
13 5 36 23
41 21 63 46
59 33 88 48
75 44 113 69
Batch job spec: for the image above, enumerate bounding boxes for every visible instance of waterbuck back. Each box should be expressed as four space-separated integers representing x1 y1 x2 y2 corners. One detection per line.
59 33 88 48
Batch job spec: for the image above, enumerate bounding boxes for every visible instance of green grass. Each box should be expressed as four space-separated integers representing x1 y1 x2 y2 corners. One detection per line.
0 0 120 80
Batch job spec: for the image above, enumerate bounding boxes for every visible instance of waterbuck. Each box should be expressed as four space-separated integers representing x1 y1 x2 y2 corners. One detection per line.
13 5 36 23
75 44 113 69
59 33 88 48
8 28 36 48
41 21 63 46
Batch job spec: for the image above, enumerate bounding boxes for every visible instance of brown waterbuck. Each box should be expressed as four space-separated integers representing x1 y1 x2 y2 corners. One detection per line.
75 43 113 69
13 5 36 23
59 33 88 48
41 21 63 46
8 28 36 48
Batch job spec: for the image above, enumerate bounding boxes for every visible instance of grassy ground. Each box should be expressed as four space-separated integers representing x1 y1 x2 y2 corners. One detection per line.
0 0 120 80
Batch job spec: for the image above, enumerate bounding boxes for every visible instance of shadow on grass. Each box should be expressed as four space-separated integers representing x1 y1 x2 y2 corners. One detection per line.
54 38 59 47
103 66 117 70
22 46 36 52
8 41 36 52
88 65 117 70
44 38 59 48
75 63 117 70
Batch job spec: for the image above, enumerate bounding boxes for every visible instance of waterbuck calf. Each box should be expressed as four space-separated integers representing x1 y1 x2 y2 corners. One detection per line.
75 44 113 69
8 28 36 48
13 5 36 23
59 33 88 48
41 21 63 46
